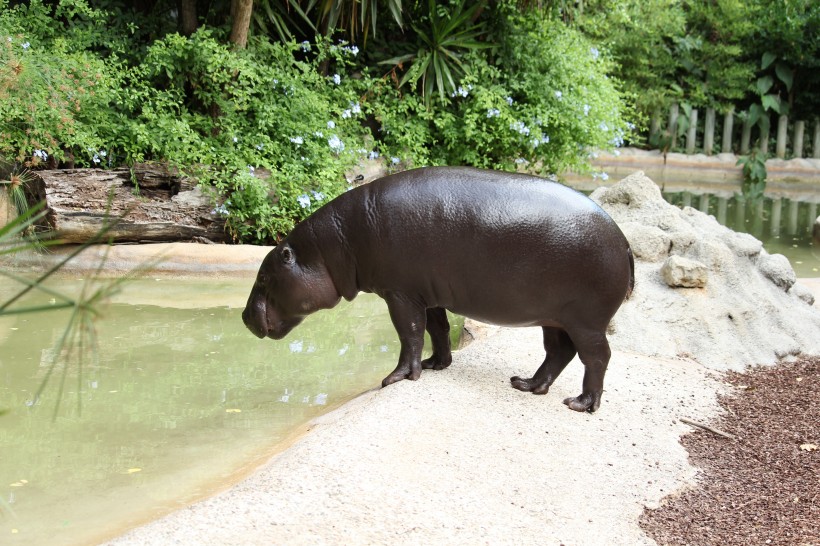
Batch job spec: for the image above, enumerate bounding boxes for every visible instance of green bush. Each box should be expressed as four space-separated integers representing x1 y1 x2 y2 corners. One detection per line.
0 1 117 166
1 1 635 244
368 14 633 175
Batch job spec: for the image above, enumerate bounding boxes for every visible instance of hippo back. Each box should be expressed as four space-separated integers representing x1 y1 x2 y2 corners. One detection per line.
291 167 631 330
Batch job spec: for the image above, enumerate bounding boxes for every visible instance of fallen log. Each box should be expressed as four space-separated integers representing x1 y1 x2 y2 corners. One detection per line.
26 164 227 243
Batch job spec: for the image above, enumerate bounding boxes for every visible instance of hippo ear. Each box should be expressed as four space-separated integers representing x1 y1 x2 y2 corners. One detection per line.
281 245 296 265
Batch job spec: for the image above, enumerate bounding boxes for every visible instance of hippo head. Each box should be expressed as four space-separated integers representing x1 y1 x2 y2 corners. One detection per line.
242 243 341 340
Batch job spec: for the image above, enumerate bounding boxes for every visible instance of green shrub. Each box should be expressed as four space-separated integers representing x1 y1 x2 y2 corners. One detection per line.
0 1 117 166
368 14 633 175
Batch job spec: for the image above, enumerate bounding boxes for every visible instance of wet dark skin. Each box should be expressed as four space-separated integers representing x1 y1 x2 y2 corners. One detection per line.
243 167 634 412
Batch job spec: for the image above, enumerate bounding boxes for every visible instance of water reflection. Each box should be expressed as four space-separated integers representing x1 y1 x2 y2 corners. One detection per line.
0 281 461 546
663 191 819 276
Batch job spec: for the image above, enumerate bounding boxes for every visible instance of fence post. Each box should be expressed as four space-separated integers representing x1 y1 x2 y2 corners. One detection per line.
649 110 662 143
668 103 679 148
770 197 782 237
703 108 716 155
722 108 734 153
793 121 805 159
759 122 770 155
776 114 788 158
813 119 820 159
741 116 752 154
685 108 699 154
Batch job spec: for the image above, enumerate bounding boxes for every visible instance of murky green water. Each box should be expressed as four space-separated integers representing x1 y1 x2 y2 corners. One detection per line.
0 278 459 545
663 191 820 277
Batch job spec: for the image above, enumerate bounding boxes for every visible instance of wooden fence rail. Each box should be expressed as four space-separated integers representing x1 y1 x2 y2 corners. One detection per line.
649 103 819 160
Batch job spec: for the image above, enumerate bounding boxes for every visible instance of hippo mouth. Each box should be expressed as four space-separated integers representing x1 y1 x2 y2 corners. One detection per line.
241 302 303 340
264 317 303 340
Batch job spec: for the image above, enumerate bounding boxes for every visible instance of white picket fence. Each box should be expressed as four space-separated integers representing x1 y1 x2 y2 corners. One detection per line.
649 104 819 159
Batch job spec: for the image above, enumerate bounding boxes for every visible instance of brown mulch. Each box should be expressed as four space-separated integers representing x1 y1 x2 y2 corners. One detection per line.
640 357 819 545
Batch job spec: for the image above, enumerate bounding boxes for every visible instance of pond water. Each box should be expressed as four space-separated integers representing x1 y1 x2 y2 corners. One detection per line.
0 278 460 546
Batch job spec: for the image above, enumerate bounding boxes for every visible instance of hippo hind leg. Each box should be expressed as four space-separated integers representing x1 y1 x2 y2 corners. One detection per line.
562 327 611 413
511 327 576 395
421 307 453 371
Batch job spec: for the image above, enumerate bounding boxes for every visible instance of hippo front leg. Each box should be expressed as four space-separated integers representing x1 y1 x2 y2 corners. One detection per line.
381 292 427 387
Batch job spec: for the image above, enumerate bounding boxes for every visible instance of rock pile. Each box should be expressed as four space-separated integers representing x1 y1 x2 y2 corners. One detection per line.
593 171 820 371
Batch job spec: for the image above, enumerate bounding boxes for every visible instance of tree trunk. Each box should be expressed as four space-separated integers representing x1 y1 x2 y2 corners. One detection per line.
179 0 198 36
26 165 227 244
230 0 254 49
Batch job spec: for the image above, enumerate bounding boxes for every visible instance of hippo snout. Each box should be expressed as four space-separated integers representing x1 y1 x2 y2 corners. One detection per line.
242 304 268 339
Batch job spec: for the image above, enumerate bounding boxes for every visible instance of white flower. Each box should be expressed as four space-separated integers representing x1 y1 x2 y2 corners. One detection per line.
486 108 500 118
391 157 400 165
350 102 361 114
515 158 529 165
312 191 325 201
510 121 530 136
233 136 239 143
590 47 600 60
297 194 311 208
332 74 341 85
289 340 304 352
255 143 264 150
541 135 550 144
601 172 609 181
341 109 352 119
327 120 336 129
290 136 304 145
248 166 255 175
33 149 48 161
368 151 380 160
22 42 30 50
555 90 562 100
314 131 323 137
505 96 514 105
583 104 591 116
599 122 609 132
328 135 344 152
300 41 311 51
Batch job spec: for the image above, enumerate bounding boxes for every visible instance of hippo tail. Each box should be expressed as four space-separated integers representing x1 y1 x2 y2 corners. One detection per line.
625 246 635 300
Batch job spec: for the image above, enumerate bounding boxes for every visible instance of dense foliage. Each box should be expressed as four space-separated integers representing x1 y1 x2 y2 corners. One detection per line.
1 0 818 243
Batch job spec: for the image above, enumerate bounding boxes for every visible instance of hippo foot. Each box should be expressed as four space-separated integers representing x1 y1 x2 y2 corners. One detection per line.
381 364 421 387
562 392 602 413
509 376 551 395
421 354 452 370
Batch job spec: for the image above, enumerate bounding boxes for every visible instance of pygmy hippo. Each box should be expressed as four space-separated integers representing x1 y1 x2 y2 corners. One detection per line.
243 167 633 412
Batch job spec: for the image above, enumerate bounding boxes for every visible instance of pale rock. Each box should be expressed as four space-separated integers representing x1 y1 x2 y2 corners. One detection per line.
788 283 815 306
619 223 671 262
660 255 708 288
593 171 820 371
757 251 797 291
